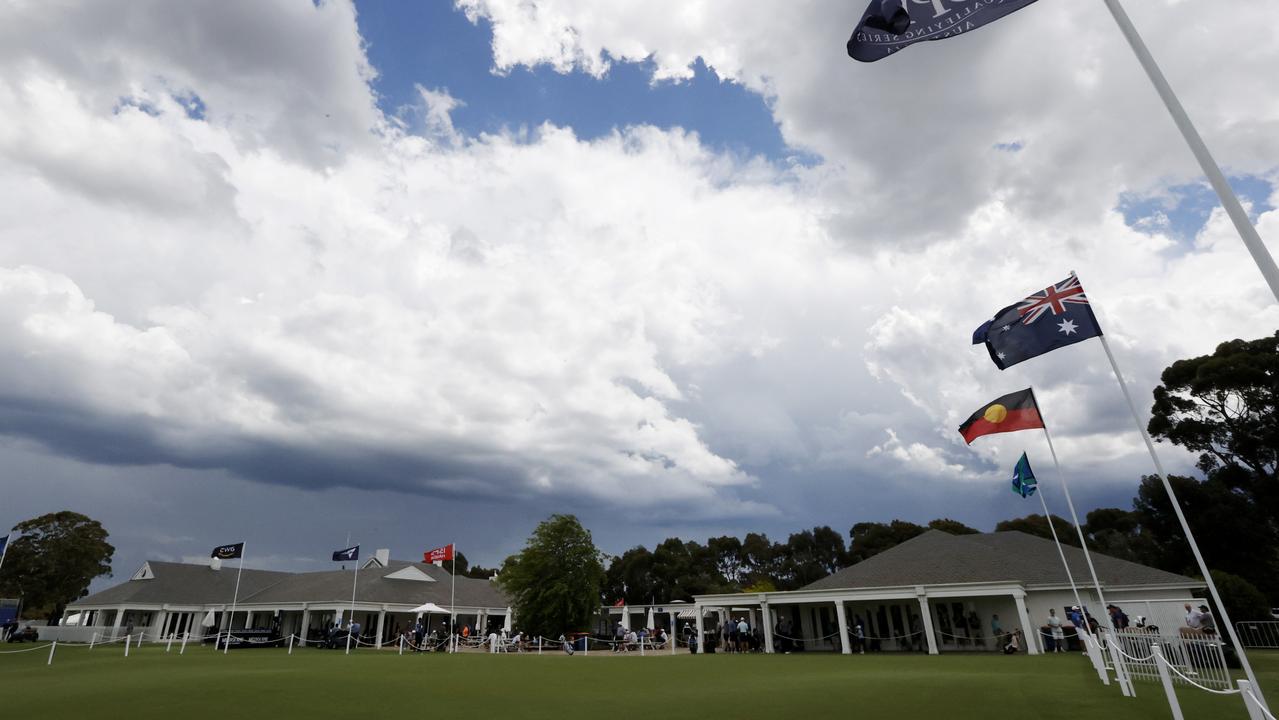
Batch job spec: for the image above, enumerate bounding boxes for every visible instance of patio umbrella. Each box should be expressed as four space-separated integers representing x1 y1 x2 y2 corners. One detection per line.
503 607 513 632
646 607 655 630
201 610 216 628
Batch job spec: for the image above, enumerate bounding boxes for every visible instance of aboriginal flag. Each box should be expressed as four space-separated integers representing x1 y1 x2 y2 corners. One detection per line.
958 388 1043 444
211 542 244 560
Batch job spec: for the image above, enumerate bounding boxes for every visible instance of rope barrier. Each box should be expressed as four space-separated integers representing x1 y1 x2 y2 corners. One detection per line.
1158 657 1242 696
0 642 56 654
1245 689 1278 720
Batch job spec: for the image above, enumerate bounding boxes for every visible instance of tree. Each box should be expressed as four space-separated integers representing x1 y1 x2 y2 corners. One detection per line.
1133 474 1279 600
928 518 980 535
847 520 926 563
603 546 656 604
994 514 1080 546
1148 332 1278 511
1200 571 1271 623
1083 507 1159 566
496 515 605 637
777 527 848 589
0 511 114 625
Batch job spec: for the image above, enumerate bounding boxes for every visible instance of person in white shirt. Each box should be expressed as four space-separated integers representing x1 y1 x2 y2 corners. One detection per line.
1184 603 1205 630
1046 609 1064 653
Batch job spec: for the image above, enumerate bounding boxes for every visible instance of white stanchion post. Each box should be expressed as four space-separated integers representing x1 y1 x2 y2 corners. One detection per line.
584 636 588 656
180 632 189 655
1152 644 1185 720
166 633 174 653
398 636 404 656
538 636 542 655
1104 632 1134 697
288 634 295 656
124 634 131 658
89 631 97 651
47 640 57 666
1081 633 1109 685
1240 681 1267 720
640 636 645 656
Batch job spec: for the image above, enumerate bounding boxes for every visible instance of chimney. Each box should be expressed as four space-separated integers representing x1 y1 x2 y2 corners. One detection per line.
375 548 390 567
210 556 222 571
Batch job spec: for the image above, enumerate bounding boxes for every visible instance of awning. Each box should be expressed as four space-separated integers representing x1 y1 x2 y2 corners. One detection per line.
410 602 451 614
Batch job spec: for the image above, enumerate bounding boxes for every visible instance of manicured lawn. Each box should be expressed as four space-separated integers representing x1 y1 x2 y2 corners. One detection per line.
2 642 1274 719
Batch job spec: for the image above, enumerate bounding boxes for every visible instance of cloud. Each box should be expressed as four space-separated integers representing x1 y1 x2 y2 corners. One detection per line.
0 0 1277 560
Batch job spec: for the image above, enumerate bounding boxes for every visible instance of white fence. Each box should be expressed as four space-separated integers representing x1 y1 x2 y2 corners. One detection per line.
1108 630 1233 691
1236 621 1279 649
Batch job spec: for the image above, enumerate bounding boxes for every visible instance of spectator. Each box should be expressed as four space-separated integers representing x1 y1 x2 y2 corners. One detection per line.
990 614 1002 648
737 617 750 653
1184 603 1205 630
1198 605 1217 635
1046 609 1064 652
1003 629 1021 654
1107 604 1130 630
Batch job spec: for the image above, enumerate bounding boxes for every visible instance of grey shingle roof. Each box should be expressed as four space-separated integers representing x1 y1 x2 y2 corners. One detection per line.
802 530 1199 591
68 562 291 607
71 560 509 609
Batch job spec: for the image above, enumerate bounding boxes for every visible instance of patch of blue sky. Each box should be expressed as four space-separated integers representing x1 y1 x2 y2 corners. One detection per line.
353 0 813 165
993 140 1023 152
1117 174 1274 244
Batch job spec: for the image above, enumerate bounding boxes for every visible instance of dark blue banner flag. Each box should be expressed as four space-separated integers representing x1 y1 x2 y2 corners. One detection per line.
1010 452 1038 498
973 275 1103 370
847 0 1041 62
211 542 244 560
332 545 359 562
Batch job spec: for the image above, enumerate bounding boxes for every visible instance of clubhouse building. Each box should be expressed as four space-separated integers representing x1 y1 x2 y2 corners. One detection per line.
62 549 510 646
61 531 1202 653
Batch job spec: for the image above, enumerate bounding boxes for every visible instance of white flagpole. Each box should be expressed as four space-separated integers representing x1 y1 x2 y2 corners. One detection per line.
1088 314 1268 708
449 543 457 654
1030 467 1088 623
224 542 245 655
1033 403 1114 632
1100 0 1279 302
346 551 358 655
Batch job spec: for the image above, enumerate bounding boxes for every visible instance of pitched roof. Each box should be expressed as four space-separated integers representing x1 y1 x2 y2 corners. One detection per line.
801 530 1199 592
68 561 291 607
71 559 508 609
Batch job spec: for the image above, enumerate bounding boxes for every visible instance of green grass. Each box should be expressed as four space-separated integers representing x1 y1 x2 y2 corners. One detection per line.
2 642 1275 719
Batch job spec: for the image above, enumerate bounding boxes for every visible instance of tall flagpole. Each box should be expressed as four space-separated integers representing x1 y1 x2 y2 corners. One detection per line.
1100 0 1279 302
224 542 245 655
1031 470 1087 626
449 542 457 654
1035 409 1114 632
1091 324 1268 708
345 552 358 655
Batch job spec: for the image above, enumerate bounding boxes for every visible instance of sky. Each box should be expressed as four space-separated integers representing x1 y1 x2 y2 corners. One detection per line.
1 0 1277 589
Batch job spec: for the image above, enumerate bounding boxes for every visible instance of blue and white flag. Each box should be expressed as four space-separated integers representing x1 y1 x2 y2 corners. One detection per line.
1011 452 1038 498
0 534 8 564
848 0 1041 63
332 545 359 562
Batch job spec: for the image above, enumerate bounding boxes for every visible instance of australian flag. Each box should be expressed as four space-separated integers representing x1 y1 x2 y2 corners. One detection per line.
1011 452 1038 498
332 545 359 562
973 275 1103 370
847 0 1041 62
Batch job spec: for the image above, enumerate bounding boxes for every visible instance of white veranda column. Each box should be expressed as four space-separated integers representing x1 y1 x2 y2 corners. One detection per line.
760 601 775 654
1013 592 1039 655
375 610 386 649
110 609 124 640
694 605 705 654
834 601 851 655
299 608 311 646
916 592 939 656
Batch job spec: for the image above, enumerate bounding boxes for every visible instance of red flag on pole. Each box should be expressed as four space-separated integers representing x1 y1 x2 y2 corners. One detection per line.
612 598 625 608
424 544 454 563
